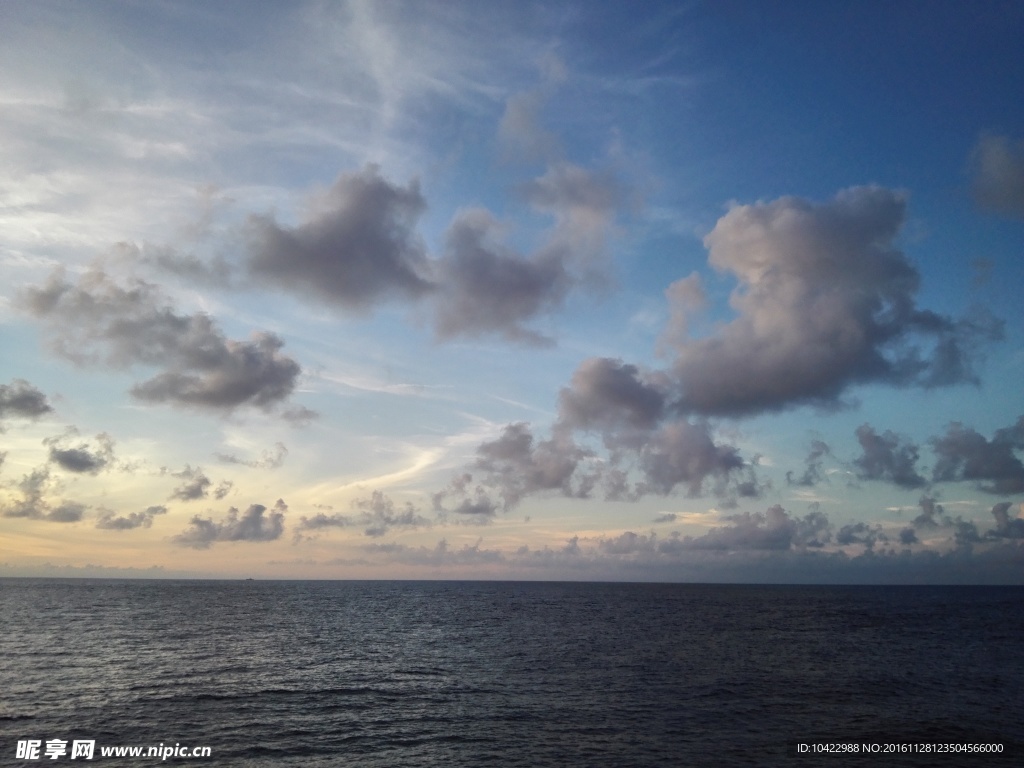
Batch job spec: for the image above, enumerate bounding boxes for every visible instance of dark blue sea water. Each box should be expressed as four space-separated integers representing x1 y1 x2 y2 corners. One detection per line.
1 580 1022 767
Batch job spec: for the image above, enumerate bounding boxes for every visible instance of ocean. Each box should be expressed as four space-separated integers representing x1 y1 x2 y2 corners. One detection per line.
1 579 1021 767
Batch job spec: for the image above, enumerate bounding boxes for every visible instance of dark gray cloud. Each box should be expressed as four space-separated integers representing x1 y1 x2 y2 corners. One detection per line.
243 162 621 346
931 416 1024 494
665 186 1002 416
632 420 749 498
787 439 831 487
44 429 115 475
246 165 432 311
20 268 304 415
970 135 1024 218
167 465 211 501
165 465 232 502
215 442 288 469
0 379 53 430
96 505 168 530
853 424 927 489
913 494 945 528
989 502 1024 539
0 466 86 523
836 521 888 550
471 423 597 510
556 357 667 436
653 512 677 523
431 208 570 345
173 499 287 548
430 163 622 345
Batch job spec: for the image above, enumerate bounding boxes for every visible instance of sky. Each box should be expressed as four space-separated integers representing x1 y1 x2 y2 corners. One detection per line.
1 0 1023 583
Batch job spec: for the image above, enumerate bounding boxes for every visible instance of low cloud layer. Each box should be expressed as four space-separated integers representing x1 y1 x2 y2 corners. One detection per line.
349 502 1024 583
970 135 1024 218
173 500 287 548
20 268 305 415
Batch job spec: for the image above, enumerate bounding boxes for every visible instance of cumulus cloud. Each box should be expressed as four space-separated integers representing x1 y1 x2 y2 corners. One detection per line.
167 465 212 501
556 357 668 436
787 439 831 487
296 490 432 538
164 465 232 502
246 165 432 311
352 490 432 537
444 358 760 514
931 416 1024 494
96 505 168 530
431 163 622 344
853 424 927 489
173 499 287 548
989 502 1024 539
913 494 946 528
970 135 1024 218
554 358 759 503
898 527 918 545
470 423 598 509
0 467 86 523
430 208 570 345
20 268 305 415
666 186 1001 416
44 428 115 475
431 473 503 519
0 379 53 430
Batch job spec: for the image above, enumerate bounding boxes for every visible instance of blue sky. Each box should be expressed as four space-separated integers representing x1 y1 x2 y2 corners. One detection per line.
1 0 1022 582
